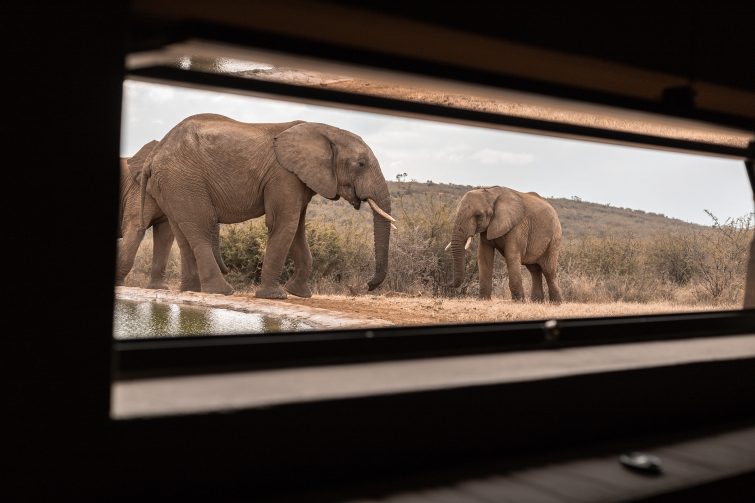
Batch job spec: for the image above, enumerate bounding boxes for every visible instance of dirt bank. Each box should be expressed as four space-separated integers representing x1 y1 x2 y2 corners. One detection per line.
117 287 736 331
116 287 392 330
260 294 734 327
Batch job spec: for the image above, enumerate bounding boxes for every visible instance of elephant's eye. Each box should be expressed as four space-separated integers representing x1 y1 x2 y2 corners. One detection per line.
357 159 366 168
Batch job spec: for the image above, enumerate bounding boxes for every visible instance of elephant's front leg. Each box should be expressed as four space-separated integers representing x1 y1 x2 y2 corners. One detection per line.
147 220 173 290
284 208 313 298
256 211 301 299
477 237 495 299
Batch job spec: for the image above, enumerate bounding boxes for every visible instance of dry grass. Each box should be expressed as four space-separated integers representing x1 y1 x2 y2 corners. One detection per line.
274 294 737 327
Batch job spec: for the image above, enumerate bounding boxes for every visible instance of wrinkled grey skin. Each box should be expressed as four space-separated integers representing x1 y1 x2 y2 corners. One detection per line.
141 114 393 298
117 140 226 289
449 186 562 303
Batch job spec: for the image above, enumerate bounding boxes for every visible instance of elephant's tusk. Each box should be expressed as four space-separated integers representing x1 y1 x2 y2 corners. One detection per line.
366 198 397 222
465 237 472 250
391 223 398 230
444 241 451 251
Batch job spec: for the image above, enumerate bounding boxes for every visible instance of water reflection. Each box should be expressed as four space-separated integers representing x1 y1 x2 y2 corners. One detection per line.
113 300 312 339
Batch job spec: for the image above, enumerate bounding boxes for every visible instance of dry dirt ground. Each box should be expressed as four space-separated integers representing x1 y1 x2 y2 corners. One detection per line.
239 293 735 328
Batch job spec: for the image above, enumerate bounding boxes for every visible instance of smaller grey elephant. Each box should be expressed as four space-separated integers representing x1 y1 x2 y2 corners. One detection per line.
448 186 563 303
116 140 227 289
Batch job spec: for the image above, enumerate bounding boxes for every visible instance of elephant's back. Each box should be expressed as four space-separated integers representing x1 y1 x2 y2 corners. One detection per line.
168 114 303 139
160 115 303 160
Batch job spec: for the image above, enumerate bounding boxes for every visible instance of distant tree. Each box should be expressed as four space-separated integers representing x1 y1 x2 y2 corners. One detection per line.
395 172 408 182
571 195 582 202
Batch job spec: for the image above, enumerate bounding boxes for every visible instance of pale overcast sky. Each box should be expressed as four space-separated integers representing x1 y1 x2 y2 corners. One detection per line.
121 80 753 225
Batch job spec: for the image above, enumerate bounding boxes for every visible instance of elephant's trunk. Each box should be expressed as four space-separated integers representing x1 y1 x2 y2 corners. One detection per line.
450 220 474 288
364 182 392 291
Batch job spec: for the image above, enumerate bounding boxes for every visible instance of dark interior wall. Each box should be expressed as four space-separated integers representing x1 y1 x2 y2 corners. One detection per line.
8 3 125 498
326 2 755 91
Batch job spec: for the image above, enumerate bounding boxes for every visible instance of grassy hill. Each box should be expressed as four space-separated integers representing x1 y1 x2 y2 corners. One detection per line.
305 180 707 239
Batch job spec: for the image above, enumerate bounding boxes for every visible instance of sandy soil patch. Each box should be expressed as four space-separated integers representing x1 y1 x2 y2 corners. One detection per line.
267 294 737 328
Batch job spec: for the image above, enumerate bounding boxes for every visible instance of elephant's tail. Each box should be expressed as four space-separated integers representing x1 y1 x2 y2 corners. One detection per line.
137 149 157 232
138 164 148 231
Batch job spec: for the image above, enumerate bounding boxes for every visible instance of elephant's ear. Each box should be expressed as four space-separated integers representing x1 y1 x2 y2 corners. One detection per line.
127 140 159 184
273 123 338 199
486 189 526 240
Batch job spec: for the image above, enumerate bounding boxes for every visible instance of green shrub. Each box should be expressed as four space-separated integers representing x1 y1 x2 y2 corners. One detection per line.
219 220 267 288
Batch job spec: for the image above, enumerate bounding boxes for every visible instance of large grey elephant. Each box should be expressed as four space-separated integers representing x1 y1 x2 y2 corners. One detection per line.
117 140 227 289
139 113 395 298
448 186 562 303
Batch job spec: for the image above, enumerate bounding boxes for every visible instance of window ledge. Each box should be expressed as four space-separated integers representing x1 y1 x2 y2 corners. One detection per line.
112 333 755 419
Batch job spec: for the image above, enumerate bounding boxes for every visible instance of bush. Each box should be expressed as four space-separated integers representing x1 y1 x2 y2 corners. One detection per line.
218 216 376 293
128 197 751 307
691 211 753 303
560 234 643 278
220 219 267 288
645 232 700 285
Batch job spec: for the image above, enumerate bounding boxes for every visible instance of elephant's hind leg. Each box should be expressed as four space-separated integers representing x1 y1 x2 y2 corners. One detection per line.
284 209 313 298
542 256 562 305
526 264 544 302
147 220 173 290
178 220 234 295
170 222 201 292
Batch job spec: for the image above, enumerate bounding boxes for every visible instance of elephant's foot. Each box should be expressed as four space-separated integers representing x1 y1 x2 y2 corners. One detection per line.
202 278 234 296
147 279 169 290
255 284 288 299
479 293 492 300
180 277 202 292
530 293 545 303
511 293 525 302
284 281 312 298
